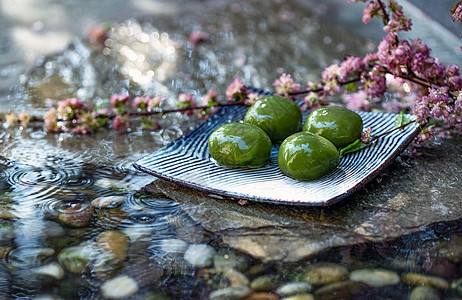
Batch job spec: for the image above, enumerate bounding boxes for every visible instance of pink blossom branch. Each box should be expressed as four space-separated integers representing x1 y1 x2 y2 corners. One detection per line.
0 101 246 123
103 100 245 119
377 0 390 24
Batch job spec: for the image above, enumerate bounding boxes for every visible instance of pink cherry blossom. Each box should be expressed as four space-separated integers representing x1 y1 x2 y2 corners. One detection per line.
113 114 131 131
303 92 329 111
451 2 462 22
44 108 59 132
361 127 373 143
245 92 263 106
362 1 382 24
147 95 166 112
322 64 341 95
18 110 31 127
339 56 366 81
226 78 248 102
110 93 130 110
131 96 150 111
273 73 300 98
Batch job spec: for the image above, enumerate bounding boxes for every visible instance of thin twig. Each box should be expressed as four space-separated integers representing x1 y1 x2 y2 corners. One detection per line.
369 120 416 143
377 0 390 25
288 77 361 96
107 100 246 119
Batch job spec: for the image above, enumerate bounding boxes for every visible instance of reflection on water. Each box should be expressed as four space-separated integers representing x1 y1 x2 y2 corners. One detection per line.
0 0 461 298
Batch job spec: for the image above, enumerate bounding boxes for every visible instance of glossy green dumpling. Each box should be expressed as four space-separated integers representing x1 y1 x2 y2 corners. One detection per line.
244 95 302 143
278 132 340 181
303 106 363 148
208 122 272 168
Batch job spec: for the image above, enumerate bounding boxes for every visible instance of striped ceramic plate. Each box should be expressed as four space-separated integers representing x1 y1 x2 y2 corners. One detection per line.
134 104 419 206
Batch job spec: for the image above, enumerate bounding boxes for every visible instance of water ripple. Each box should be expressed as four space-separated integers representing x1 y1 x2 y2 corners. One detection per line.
126 192 179 213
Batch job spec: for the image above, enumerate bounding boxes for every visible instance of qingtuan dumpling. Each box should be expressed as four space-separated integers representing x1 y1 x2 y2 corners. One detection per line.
303 106 363 148
278 132 340 181
208 122 272 168
244 95 302 143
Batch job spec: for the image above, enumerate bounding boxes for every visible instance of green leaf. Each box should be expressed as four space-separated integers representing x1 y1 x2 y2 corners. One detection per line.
426 119 438 127
96 117 108 126
394 110 411 130
176 102 189 109
208 101 218 107
141 117 154 128
346 82 357 92
339 139 367 157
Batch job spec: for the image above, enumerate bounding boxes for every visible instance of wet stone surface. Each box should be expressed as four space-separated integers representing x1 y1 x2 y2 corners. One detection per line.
149 137 462 262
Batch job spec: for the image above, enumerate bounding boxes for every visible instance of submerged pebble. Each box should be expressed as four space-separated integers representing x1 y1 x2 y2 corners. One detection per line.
250 275 280 292
451 277 462 296
208 286 251 300
101 275 139 299
33 295 60 300
122 224 153 242
224 269 249 287
57 205 94 228
0 222 15 241
93 230 130 279
160 238 188 256
9 247 55 266
42 220 65 238
32 262 65 280
431 235 462 263
184 244 216 268
282 295 314 300
276 282 312 297
301 263 349 285
313 280 368 300
408 286 440 300
349 268 400 287
0 246 13 259
94 178 137 191
402 273 449 290
58 242 97 274
91 195 127 208
0 206 18 220
246 292 280 300
96 230 130 261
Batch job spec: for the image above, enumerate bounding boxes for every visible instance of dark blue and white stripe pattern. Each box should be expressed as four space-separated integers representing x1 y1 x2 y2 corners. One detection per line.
134 104 420 206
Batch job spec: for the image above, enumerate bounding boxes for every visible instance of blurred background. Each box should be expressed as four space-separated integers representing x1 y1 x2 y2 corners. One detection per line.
0 0 459 93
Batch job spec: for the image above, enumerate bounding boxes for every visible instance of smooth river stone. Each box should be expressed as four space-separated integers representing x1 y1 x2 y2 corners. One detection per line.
302 263 348 285
91 195 127 208
250 275 279 292
408 286 440 300
32 262 65 280
276 282 312 296
224 269 250 287
101 275 139 299
208 286 251 300
147 137 462 263
349 268 400 287
313 280 368 300
402 273 449 289
183 244 216 268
